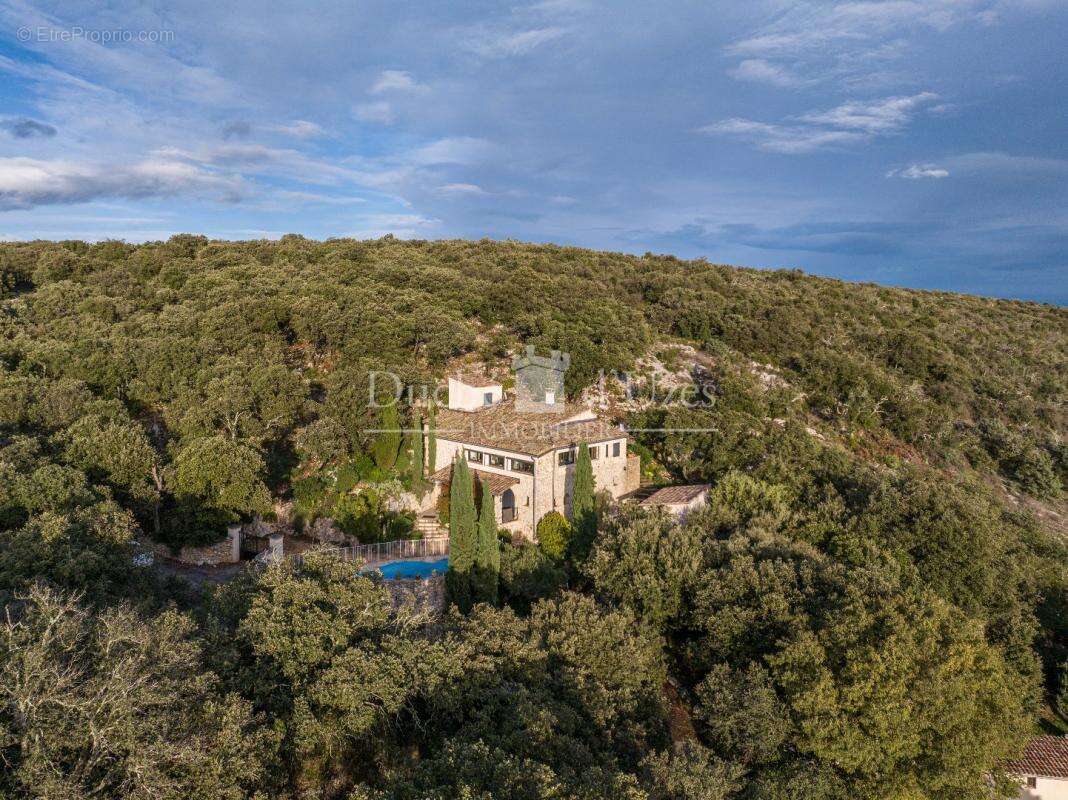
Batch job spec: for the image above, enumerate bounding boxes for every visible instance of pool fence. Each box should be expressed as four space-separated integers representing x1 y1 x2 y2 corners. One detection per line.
284 536 450 569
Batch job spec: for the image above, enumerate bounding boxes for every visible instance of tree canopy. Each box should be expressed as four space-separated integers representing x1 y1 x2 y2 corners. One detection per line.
0 235 1064 799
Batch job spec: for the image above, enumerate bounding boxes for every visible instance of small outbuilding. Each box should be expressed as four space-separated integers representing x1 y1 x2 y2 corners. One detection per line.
639 484 710 516
1006 735 1068 799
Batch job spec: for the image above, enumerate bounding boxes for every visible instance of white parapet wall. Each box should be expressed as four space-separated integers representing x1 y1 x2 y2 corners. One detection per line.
447 376 503 411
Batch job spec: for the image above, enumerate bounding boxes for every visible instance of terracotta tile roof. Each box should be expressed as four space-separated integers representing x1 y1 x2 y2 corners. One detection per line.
640 484 710 507
1006 736 1068 778
435 398 621 456
430 464 520 496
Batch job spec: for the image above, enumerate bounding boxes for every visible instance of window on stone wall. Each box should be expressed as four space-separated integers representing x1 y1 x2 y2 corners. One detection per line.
466 449 483 464
511 458 534 473
558 449 575 466
613 441 621 457
590 445 599 459
487 453 504 467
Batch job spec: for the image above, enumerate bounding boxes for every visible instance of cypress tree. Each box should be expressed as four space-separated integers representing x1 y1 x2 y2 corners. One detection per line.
473 480 500 605
427 400 437 474
395 429 412 476
372 403 401 471
411 409 425 488
446 455 477 612
569 442 597 560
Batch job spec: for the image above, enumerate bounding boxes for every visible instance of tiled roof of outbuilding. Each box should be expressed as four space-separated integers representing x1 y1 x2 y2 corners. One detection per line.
1006 736 1068 779
640 484 710 507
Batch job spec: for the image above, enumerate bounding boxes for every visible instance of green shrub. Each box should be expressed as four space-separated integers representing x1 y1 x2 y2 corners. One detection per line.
536 511 572 561
292 475 328 517
1012 446 1062 499
499 542 568 613
334 461 361 494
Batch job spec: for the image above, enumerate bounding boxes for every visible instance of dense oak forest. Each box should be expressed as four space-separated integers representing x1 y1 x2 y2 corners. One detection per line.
0 235 1065 799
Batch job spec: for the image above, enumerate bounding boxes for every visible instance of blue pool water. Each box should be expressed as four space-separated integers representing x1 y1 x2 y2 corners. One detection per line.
370 557 449 579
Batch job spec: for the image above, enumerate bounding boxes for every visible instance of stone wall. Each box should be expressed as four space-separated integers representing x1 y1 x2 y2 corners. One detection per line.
438 435 630 543
533 437 629 541
624 452 641 494
155 525 241 566
512 346 569 412
384 575 446 616
307 516 347 544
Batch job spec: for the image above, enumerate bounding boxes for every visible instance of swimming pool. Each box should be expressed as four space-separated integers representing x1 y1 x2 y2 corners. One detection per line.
368 557 449 579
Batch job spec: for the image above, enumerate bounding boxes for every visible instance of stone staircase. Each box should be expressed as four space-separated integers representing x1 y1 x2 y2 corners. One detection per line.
414 512 448 540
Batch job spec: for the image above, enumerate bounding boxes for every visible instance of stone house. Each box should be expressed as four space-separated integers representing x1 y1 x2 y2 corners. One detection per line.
1006 736 1068 800
639 484 710 516
427 353 640 542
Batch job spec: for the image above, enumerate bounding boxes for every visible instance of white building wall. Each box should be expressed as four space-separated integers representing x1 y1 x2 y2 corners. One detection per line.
447 378 503 411
1017 776 1068 800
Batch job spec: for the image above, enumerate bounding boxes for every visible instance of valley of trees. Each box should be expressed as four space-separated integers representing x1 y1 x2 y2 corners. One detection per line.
0 235 1065 799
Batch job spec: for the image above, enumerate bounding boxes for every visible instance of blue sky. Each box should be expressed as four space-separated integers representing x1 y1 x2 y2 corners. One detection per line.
0 1 1065 304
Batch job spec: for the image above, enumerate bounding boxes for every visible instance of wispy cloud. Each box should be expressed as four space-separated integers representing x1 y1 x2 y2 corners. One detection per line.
354 101 395 125
699 93 939 153
697 118 865 153
406 137 498 166
271 120 326 138
723 1 1032 88
463 26 568 58
729 58 811 88
370 70 426 94
223 119 324 140
887 163 950 179
799 92 939 132
0 156 244 210
157 142 361 186
0 117 57 139
887 152 1068 181
270 189 365 206
437 182 487 195
0 4 237 107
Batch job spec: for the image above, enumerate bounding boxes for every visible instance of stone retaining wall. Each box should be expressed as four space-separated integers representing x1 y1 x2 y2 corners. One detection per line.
384 575 446 616
154 525 241 566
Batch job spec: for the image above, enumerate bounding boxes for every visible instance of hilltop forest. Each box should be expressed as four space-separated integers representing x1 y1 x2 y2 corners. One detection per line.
0 235 1065 800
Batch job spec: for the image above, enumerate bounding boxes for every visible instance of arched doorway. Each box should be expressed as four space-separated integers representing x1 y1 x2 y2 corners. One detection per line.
501 488 517 522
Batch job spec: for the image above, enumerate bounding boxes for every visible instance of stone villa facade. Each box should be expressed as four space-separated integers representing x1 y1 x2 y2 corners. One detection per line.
427 350 640 542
